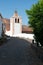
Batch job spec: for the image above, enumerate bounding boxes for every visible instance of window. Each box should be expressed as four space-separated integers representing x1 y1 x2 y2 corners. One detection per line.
15 18 17 23
15 18 19 23
18 19 19 23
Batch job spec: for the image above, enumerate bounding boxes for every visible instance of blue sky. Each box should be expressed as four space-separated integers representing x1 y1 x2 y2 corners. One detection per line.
0 0 38 25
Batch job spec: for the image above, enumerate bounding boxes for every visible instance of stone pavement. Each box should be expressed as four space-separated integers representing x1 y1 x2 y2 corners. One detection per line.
0 37 43 65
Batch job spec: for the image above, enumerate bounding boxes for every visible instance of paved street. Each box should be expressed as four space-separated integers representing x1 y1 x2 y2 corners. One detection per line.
0 37 43 65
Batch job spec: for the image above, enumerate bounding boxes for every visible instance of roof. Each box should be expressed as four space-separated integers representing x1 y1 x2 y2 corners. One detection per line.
0 13 3 18
22 25 33 33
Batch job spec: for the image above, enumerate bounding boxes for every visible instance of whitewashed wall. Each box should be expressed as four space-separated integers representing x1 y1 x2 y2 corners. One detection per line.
10 18 14 36
14 23 21 34
13 33 34 39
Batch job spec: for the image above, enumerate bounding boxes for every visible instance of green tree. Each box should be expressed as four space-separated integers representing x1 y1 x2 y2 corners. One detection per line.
26 0 43 46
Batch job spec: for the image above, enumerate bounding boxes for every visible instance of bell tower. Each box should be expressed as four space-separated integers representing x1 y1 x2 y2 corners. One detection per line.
10 11 22 36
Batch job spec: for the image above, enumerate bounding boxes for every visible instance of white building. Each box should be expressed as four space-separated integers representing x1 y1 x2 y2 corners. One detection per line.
0 14 5 37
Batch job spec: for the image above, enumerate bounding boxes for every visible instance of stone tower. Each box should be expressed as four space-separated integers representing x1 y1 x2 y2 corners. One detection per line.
10 11 22 36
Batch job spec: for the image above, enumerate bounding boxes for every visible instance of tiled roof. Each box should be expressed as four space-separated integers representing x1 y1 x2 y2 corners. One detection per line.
22 25 33 33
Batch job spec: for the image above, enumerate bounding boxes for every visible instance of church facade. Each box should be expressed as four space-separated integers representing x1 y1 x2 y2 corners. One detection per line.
5 11 22 36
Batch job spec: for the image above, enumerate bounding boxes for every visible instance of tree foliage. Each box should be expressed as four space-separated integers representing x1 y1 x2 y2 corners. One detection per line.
26 0 43 46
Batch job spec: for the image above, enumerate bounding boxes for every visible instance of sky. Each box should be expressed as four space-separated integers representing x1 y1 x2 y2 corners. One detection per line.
0 0 38 25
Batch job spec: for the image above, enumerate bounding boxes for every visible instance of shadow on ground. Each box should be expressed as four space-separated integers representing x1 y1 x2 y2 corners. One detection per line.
0 37 43 65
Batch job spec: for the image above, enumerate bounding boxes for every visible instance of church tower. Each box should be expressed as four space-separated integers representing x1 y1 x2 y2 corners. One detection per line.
10 11 22 36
